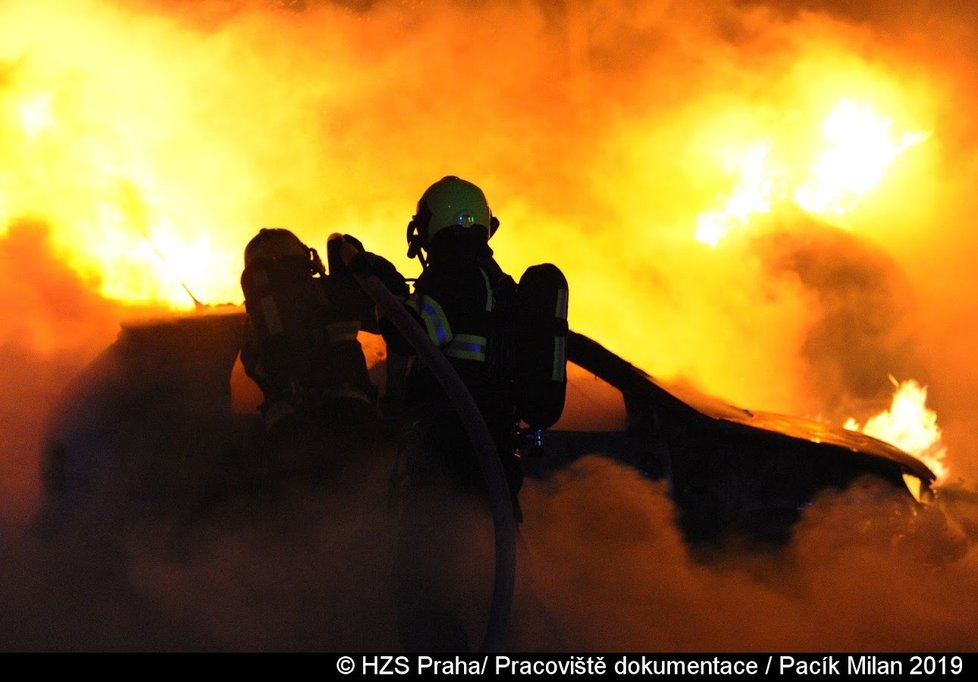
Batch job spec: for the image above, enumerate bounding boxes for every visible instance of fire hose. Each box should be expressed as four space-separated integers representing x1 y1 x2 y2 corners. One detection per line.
330 234 516 652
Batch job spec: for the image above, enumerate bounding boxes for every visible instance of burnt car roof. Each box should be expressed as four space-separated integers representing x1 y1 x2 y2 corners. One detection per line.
564 331 936 484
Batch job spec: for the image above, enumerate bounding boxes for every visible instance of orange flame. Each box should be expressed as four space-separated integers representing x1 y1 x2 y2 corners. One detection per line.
695 98 929 246
0 2 938 315
0 0 958 450
1 2 297 310
794 99 929 215
845 377 949 483
695 142 776 247
3 82 214 309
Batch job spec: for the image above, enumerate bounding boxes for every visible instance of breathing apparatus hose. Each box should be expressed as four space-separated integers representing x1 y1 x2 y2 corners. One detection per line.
330 234 516 652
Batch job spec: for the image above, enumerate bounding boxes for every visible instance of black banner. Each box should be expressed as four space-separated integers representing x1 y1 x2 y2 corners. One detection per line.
14 652 973 679
320 653 974 680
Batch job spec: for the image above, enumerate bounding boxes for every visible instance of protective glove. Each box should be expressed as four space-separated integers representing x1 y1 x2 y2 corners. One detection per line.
327 233 408 297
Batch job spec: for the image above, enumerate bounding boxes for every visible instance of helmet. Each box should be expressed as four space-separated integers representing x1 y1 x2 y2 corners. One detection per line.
407 176 499 258
244 228 309 266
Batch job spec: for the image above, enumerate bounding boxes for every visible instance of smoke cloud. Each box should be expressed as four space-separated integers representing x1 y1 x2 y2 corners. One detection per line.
1 0 978 652
0 222 124 522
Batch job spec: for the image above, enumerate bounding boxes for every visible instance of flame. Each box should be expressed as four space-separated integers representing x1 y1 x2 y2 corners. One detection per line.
845 377 949 483
795 99 930 215
1 2 286 311
0 1 937 320
3 81 204 308
695 98 929 246
0 0 962 463
695 143 776 247
16 92 54 138
0 2 937 312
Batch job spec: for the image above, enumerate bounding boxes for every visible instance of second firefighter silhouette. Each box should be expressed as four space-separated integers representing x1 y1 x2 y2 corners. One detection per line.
386 176 569 520
239 228 389 473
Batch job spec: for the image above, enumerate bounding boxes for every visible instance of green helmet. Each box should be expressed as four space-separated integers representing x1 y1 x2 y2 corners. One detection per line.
408 176 497 256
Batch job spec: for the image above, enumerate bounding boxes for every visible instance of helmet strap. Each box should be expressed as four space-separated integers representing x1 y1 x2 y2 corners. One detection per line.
406 218 421 258
406 217 429 270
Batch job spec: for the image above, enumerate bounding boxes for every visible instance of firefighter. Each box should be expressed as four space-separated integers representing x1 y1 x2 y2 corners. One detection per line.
239 227 383 478
375 176 522 651
339 176 567 649
391 175 522 516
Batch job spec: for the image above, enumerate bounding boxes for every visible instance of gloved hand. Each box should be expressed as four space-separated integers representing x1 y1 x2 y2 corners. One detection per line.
326 233 365 275
367 253 410 298
327 233 409 297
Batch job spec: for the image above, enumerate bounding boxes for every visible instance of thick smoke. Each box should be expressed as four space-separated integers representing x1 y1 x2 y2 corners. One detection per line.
749 216 926 423
2 0 978 652
517 458 978 651
0 222 123 522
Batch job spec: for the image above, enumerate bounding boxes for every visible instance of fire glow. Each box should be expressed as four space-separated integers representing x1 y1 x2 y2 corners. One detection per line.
0 0 962 483
845 378 949 483
0 4 933 311
695 98 930 246
3 81 227 307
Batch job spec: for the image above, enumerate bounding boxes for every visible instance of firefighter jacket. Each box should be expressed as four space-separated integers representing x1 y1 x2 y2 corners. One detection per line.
396 251 515 415
240 262 378 426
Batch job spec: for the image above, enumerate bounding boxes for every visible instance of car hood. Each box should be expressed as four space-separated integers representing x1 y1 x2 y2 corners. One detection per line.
566 331 937 484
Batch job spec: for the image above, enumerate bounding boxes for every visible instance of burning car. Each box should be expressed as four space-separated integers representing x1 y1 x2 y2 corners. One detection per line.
39 310 955 555
544 331 945 548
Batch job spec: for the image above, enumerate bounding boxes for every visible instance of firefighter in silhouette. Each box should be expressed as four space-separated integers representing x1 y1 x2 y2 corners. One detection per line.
239 228 389 477
371 176 568 651
387 176 523 515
